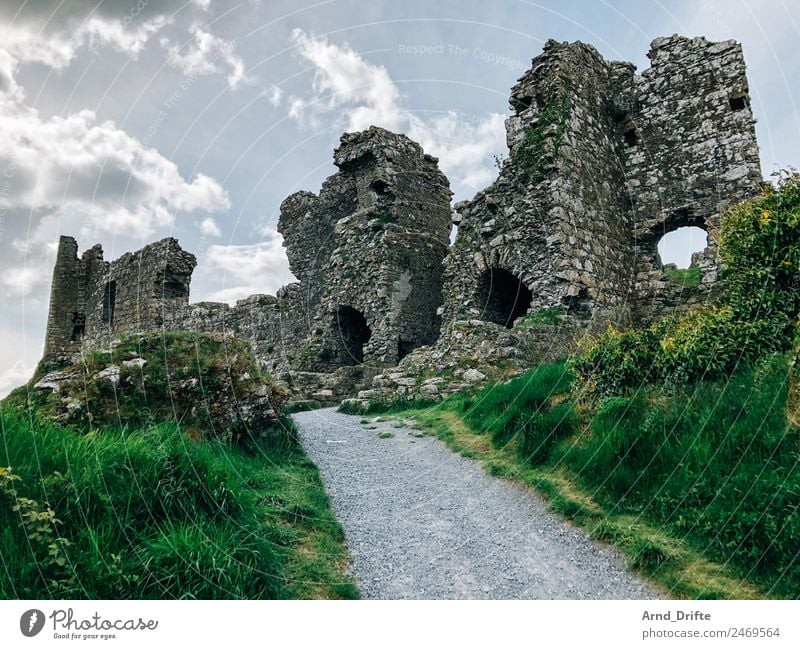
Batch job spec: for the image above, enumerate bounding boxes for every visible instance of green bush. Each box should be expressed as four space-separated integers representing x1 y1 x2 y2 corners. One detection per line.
720 170 800 322
573 174 800 396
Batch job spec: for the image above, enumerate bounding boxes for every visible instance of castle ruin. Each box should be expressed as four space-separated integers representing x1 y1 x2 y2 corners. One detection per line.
41 35 762 403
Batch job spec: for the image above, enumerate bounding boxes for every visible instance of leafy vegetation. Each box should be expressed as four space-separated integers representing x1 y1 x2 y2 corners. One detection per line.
0 407 357 599
511 90 571 182
516 307 566 327
573 174 800 396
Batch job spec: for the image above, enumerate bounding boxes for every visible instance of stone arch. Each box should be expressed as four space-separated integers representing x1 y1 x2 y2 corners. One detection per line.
476 267 532 328
333 305 372 365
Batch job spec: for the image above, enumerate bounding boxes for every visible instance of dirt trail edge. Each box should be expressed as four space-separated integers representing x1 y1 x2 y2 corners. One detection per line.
293 407 659 600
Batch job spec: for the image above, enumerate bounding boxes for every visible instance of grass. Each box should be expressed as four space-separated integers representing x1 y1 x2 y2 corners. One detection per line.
0 407 357 600
664 266 701 288
516 308 566 327
378 432 395 439
359 357 799 599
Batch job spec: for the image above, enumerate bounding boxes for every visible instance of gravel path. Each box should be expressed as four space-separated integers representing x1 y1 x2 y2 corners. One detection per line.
293 407 659 600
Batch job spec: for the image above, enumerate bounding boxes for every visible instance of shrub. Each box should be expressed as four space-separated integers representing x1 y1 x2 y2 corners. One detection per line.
720 170 800 323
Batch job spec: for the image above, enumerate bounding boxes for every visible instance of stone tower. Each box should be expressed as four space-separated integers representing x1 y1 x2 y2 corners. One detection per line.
442 35 761 331
279 127 453 369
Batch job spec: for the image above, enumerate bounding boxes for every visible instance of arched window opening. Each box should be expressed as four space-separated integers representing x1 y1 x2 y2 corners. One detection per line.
334 306 371 365
657 226 708 268
477 268 533 328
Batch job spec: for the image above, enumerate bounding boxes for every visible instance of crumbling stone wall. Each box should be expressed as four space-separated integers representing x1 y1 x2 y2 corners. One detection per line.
442 35 760 335
44 236 196 362
279 127 452 370
42 36 763 404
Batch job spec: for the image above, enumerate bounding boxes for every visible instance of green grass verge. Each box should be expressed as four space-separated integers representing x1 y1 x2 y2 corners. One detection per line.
363 357 799 599
0 407 358 599
664 266 701 288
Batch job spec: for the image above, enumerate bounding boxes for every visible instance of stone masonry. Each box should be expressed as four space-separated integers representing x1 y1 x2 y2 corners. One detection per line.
40 36 762 403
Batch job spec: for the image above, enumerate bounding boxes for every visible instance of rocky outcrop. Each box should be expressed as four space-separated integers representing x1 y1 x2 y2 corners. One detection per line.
19 332 288 444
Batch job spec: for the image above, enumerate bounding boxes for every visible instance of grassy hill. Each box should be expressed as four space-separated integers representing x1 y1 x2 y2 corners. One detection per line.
0 332 357 599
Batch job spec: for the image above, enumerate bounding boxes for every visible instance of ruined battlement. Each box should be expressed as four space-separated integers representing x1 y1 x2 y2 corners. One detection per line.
44 236 196 362
41 35 762 402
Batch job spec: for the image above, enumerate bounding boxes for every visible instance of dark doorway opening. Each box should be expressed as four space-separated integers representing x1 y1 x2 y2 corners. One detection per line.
477 268 533 328
102 281 116 325
335 306 371 365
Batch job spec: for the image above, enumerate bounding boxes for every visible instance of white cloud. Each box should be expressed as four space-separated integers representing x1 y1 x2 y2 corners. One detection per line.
0 359 33 399
200 228 296 304
162 25 252 90
263 86 283 107
0 49 230 301
3 14 169 69
288 30 506 196
200 216 222 237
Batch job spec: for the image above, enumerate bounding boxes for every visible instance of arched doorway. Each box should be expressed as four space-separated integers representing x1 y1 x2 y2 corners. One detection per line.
334 306 371 364
477 267 532 328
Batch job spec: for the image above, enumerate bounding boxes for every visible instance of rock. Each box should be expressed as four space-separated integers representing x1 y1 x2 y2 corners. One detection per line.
33 370 77 392
463 368 487 383
96 366 120 385
64 398 82 415
122 358 147 369
419 383 439 396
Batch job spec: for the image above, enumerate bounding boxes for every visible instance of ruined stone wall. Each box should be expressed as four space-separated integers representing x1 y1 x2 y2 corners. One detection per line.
441 35 761 337
42 35 763 403
43 236 196 361
279 127 452 371
620 36 762 317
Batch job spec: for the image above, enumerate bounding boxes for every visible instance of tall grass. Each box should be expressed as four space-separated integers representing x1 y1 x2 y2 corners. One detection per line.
453 358 799 597
558 355 799 597
0 407 357 599
461 363 577 458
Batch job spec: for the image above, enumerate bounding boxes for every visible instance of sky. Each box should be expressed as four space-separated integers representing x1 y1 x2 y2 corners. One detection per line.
0 0 798 397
